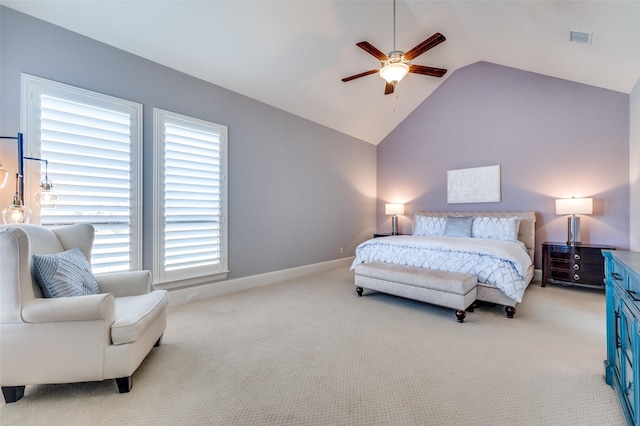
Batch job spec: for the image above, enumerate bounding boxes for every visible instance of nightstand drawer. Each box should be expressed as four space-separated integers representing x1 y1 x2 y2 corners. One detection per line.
550 258 602 274
550 267 605 286
549 249 603 264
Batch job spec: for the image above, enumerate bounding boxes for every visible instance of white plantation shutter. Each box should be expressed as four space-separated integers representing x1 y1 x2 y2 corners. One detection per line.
22 74 142 273
153 109 228 284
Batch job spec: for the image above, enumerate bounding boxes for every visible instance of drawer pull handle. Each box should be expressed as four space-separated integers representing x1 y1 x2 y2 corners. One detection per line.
573 274 580 281
615 311 621 349
611 272 623 281
613 311 622 349
628 290 640 302
574 253 581 260
573 264 580 270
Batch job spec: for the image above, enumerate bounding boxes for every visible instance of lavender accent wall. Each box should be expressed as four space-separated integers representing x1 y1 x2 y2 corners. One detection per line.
377 62 630 267
630 77 640 251
0 7 377 282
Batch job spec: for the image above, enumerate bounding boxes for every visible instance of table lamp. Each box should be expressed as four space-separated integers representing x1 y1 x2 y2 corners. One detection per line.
385 203 404 235
555 197 593 245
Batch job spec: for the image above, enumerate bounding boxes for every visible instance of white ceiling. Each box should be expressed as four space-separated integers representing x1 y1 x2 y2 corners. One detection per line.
2 1 640 145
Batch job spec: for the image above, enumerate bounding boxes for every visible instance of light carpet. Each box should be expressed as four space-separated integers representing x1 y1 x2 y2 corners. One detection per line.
0 267 624 425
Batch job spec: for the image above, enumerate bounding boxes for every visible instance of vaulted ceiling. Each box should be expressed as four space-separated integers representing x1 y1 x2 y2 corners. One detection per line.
2 1 639 145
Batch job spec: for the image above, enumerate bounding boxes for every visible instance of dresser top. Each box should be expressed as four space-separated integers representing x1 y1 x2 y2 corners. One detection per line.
603 250 640 277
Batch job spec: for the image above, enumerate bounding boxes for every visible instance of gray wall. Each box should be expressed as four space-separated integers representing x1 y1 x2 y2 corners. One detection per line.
377 62 630 267
0 7 377 282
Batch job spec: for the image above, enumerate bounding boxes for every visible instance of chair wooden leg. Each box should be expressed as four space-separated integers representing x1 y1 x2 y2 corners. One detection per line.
154 334 163 347
2 386 25 403
115 376 132 393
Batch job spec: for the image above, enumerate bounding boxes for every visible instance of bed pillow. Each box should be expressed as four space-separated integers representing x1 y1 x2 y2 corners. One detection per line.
472 216 521 242
32 247 100 298
413 215 446 236
443 216 473 237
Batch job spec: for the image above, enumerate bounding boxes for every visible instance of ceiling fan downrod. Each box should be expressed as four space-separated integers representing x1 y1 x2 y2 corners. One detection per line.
393 0 397 52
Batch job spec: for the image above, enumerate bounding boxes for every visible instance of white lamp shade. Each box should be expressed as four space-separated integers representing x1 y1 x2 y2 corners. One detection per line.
385 203 405 216
555 197 593 215
379 62 409 84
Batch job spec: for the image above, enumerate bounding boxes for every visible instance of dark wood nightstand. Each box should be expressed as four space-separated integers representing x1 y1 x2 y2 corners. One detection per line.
542 242 615 288
373 233 409 238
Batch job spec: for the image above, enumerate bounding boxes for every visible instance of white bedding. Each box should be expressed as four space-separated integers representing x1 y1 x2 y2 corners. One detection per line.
350 236 532 303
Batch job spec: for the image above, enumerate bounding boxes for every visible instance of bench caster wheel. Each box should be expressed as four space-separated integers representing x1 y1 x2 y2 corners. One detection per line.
356 286 363 297
455 310 466 323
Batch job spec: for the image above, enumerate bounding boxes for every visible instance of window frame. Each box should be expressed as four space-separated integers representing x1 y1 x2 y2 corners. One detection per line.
152 108 229 285
21 73 143 272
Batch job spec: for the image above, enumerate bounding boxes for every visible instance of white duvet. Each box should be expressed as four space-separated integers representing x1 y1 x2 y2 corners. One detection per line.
350 236 532 303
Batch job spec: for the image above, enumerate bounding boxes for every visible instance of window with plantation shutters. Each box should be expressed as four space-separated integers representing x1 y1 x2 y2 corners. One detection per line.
21 74 142 273
153 108 228 284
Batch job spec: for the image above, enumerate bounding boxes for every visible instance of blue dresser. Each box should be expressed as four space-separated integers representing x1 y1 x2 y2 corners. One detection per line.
604 250 640 426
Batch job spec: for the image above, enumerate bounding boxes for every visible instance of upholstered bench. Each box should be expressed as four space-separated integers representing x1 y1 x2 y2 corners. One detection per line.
354 262 477 322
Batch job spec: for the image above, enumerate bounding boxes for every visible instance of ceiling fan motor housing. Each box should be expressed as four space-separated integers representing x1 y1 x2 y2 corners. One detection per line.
386 51 406 64
342 32 447 94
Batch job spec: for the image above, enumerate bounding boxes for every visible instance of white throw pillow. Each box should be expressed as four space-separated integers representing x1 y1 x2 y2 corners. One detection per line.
413 216 446 236
472 216 521 242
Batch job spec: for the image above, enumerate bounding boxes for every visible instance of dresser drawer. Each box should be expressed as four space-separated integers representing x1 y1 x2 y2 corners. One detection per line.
611 258 640 295
630 268 640 295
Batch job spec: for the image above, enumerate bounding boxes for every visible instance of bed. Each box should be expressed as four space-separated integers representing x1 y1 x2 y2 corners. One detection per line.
351 211 537 318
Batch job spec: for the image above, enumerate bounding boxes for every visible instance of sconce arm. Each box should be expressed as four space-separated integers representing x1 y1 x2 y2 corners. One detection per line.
1 134 50 201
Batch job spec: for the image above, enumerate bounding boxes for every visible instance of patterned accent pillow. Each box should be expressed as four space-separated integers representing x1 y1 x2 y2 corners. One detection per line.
472 216 521 242
443 216 473 237
413 216 446 236
32 247 100 298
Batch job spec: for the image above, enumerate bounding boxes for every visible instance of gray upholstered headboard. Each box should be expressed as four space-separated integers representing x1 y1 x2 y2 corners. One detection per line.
413 211 537 262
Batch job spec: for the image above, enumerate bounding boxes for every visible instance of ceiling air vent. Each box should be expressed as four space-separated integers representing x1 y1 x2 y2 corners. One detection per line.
569 30 592 45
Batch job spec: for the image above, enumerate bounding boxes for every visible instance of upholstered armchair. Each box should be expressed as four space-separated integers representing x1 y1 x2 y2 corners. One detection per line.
0 224 168 403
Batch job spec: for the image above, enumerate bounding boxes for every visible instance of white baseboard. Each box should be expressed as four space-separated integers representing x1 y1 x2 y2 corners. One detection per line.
168 257 354 306
534 268 542 283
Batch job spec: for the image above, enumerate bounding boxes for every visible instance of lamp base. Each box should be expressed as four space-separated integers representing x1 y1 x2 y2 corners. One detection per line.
391 216 399 235
567 215 581 245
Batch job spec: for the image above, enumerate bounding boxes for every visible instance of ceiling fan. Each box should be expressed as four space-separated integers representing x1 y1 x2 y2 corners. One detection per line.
341 0 447 95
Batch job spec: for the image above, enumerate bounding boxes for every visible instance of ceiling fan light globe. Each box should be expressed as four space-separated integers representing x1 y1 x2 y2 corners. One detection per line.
379 62 409 84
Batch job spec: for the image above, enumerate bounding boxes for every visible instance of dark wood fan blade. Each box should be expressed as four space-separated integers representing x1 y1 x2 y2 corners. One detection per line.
409 65 447 78
403 33 446 61
384 82 395 95
356 41 388 61
342 69 379 82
